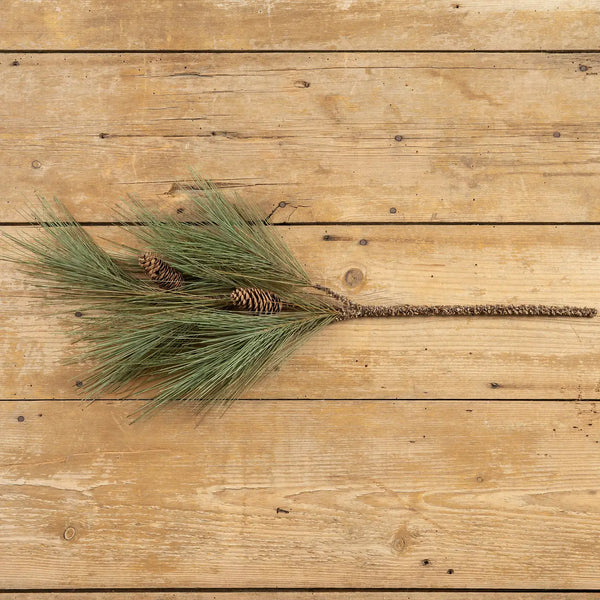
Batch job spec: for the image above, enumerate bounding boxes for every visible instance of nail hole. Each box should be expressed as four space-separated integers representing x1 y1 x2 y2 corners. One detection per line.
490 382 500 389
359 239 368 246
447 568 454 574
279 201 287 208
422 559 430 566
31 160 41 169
75 381 83 388
11 60 20 66
389 207 397 214
63 527 76 541
74 311 83 318
579 64 588 72
17 416 24 423
394 135 403 142
553 131 561 138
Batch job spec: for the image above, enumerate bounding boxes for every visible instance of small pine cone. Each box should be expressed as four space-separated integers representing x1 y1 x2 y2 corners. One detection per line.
139 252 185 290
230 287 283 314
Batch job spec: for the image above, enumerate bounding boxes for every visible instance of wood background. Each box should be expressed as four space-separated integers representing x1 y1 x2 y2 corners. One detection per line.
1 1 600 597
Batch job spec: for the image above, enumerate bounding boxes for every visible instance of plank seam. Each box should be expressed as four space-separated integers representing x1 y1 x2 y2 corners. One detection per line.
2 49 600 54
1 398 596 402
2 587 600 593
5 222 600 228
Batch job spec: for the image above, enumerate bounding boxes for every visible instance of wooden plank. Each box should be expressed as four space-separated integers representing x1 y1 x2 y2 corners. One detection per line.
3 595 598 600
1 224 599 400
1 400 600 588
2 52 600 224
2 0 600 51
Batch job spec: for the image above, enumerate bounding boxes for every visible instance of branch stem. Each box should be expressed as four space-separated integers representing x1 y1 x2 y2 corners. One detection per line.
337 303 597 320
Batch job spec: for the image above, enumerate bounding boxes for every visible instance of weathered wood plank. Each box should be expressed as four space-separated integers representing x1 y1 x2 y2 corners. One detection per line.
2 52 600 223
1 400 600 588
4 594 599 599
1 224 599 400
2 0 600 51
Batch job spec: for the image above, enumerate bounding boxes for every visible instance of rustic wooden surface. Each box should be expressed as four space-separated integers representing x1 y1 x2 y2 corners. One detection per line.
2 0 600 51
2 52 600 224
2 400 600 589
1 0 600 596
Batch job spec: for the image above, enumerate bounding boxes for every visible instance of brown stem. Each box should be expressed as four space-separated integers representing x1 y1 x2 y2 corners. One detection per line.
337 303 597 320
313 283 596 320
312 283 356 307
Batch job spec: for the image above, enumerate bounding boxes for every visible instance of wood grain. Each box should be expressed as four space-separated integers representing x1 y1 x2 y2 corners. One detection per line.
3 0 600 593
2 0 600 51
4 595 599 600
1 399 600 588
1 224 599 401
2 52 600 223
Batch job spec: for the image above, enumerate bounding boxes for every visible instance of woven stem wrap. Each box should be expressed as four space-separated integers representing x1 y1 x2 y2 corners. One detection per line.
312 284 597 320
338 303 597 320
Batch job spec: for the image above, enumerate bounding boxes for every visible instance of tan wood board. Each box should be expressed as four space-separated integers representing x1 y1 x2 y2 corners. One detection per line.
1 224 599 400
2 52 600 223
3 595 599 600
1 400 600 588
1 0 600 51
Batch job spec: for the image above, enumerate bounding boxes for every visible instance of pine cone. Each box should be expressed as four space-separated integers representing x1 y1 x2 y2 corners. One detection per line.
139 252 185 290
230 287 283 314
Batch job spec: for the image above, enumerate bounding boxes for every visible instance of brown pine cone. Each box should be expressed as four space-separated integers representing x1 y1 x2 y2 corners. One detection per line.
230 287 282 314
139 252 185 290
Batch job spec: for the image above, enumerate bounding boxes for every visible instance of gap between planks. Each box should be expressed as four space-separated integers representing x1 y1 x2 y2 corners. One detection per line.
4 49 600 54
2 590 600 597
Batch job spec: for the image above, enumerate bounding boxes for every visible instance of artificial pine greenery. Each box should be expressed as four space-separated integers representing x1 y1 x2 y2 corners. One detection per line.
5 175 338 419
4 174 597 420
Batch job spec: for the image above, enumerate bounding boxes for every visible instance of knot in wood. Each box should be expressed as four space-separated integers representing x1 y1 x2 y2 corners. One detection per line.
230 287 283 314
139 252 185 290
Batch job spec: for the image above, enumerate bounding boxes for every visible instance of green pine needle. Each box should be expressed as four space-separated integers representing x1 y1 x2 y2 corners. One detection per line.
122 172 313 297
4 176 338 419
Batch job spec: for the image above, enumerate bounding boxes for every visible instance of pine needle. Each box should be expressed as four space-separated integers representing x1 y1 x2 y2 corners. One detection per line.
3 179 337 419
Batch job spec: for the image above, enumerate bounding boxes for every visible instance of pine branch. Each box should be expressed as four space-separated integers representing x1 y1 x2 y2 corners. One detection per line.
4 176 596 422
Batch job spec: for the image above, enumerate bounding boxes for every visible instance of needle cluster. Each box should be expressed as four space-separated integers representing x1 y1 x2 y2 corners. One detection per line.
5 174 338 419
